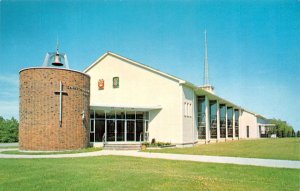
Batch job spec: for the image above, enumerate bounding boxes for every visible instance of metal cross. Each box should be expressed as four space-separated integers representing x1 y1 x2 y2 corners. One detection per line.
54 81 68 127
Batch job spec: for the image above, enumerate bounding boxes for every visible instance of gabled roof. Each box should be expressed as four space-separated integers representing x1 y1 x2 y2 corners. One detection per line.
84 51 265 118
84 51 187 84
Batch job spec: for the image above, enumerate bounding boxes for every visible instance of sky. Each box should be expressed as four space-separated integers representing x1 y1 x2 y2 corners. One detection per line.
0 0 299 130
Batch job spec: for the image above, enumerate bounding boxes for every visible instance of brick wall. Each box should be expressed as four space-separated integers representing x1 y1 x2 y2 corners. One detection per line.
19 68 90 151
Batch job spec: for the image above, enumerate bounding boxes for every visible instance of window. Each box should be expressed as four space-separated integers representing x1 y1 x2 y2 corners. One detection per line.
184 101 193 118
247 126 250 138
113 77 119 88
90 120 94 142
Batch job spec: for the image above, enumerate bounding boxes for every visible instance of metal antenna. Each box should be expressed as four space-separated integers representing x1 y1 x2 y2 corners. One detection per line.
204 29 209 85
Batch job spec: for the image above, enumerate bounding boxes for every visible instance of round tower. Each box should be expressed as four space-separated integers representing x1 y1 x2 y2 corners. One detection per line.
19 48 90 151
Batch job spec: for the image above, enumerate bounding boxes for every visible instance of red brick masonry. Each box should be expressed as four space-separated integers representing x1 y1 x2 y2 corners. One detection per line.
19 68 90 151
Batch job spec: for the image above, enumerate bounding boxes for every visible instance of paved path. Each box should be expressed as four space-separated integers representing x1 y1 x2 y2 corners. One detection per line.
0 143 18 147
0 149 299 169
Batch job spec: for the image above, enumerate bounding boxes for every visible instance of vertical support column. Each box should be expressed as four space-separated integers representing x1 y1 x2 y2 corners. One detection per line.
205 96 210 144
104 111 107 142
239 109 241 139
134 111 136 141
93 110 96 144
225 106 228 140
114 111 117 142
232 109 235 140
216 101 220 142
192 93 195 145
125 111 127 142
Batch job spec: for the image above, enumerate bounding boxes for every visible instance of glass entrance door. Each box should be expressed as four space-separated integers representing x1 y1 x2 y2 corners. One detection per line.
117 120 125 141
90 110 148 143
126 120 135 141
106 120 115 142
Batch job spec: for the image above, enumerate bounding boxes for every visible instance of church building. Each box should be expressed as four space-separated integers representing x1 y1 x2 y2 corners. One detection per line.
19 31 271 151
84 51 269 147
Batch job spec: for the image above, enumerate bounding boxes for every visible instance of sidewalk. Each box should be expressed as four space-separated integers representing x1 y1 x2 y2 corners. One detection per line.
0 149 299 169
0 143 18 147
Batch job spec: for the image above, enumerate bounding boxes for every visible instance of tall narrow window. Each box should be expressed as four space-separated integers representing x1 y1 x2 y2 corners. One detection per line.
197 96 206 139
247 126 250 138
227 107 233 138
220 104 226 138
113 77 119 88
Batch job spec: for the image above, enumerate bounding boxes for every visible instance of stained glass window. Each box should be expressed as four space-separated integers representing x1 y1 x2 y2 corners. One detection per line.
113 77 119 88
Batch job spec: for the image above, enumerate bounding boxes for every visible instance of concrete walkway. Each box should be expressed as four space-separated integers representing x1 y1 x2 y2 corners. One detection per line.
0 143 18 147
0 149 299 169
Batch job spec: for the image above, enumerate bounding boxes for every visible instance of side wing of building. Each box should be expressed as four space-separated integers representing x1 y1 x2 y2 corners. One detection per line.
240 110 260 139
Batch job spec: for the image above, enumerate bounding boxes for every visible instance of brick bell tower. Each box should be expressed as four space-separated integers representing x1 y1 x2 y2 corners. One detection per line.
19 46 90 151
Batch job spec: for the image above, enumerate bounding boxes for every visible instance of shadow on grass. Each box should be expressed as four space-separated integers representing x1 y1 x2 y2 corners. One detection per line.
1 147 102 155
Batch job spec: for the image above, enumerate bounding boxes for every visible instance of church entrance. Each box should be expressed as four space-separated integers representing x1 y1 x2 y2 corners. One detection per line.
116 120 125 141
90 110 149 143
106 120 115 142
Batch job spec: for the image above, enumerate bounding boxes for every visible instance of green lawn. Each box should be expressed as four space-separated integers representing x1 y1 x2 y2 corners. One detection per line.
0 146 18 149
146 138 300 160
1 147 101 155
0 156 299 191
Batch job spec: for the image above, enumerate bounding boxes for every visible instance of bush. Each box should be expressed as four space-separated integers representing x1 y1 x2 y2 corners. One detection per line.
142 140 171 148
142 142 150 147
151 138 156 144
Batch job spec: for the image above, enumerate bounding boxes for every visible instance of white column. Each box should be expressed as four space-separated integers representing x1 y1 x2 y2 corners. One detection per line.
104 111 107 142
114 111 117 142
217 101 220 142
125 111 127 142
134 111 136 141
232 109 236 140
205 96 210 143
238 109 241 139
192 93 195 144
225 106 228 140
93 110 96 144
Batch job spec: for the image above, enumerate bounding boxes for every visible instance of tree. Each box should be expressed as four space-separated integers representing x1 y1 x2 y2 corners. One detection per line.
297 130 300 138
0 116 19 143
268 118 295 138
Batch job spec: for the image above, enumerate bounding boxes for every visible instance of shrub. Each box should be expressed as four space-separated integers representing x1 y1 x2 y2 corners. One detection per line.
151 138 156 144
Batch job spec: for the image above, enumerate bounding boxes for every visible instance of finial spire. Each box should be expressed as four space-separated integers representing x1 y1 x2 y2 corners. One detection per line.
201 29 215 94
204 29 209 86
56 36 60 53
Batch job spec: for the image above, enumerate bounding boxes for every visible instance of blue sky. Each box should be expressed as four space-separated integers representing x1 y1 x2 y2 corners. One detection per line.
0 1 299 130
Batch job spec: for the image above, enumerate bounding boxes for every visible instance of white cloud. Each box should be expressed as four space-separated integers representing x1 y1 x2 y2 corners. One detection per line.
0 74 19 103
0 100 19 120
0 74 20 120
0 74 19 86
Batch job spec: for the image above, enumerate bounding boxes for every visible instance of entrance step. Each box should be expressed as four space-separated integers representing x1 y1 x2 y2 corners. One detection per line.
103 143 141 150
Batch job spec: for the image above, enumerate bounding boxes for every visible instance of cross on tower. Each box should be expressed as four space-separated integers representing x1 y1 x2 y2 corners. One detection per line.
54 81 68 127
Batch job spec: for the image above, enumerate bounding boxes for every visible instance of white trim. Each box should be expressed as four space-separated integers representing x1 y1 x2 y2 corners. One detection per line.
19 67 90 77
90 103 161 111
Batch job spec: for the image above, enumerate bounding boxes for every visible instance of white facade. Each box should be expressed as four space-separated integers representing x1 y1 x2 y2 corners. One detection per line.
84 52 265 145
240 110 259 138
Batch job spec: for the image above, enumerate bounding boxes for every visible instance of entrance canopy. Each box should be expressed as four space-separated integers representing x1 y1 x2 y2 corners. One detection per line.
90 103 162 112
89 103 160 143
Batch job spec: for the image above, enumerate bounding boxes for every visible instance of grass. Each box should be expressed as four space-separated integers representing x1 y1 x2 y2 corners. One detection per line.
0 156 299 191
146 138 300 160
0 146 18 149
1 147 102 155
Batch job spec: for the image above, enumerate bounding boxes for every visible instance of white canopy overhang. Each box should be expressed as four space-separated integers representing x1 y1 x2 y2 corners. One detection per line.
90 103 162 112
